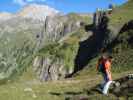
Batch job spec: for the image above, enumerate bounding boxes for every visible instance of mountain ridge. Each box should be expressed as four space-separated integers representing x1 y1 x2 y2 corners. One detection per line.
17 4 60 21
0 4 60 21
0 12 14 21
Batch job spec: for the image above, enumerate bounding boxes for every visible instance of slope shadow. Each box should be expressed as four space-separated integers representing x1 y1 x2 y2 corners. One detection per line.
64 91 83 96
49 91 83 96
106 20 133 50
49 91 89 100
74 14 110 73
86 84 103 95
49 92 62 96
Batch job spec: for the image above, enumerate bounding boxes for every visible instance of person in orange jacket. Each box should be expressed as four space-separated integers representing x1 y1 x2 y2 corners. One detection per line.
96 54 113 94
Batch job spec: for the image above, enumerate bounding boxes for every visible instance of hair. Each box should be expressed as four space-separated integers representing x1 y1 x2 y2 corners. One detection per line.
102 53 113 59
108 55 113 59
102 53 108 59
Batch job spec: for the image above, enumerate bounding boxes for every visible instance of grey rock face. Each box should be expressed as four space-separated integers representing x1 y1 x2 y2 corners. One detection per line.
93 10 122 47
33 56 70 81
0 14 81 48
41 15 81 44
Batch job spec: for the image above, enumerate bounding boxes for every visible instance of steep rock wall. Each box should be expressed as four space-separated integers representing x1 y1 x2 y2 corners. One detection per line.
0 13 86 81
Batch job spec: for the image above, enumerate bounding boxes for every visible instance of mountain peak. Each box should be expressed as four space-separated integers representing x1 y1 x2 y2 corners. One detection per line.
18 4 60 21
0 12 13 20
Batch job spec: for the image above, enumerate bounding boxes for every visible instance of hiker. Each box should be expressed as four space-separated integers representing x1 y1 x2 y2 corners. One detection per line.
96 54 113 95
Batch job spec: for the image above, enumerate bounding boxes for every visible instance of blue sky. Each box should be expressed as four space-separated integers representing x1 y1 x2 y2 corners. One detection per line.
0 0 127 14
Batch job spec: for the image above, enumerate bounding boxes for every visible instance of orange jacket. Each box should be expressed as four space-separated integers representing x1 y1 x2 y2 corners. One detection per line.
105 59 112 81
105 60 111 71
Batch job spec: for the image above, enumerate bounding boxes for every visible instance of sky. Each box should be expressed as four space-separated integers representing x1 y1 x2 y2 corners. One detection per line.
0 0 127 14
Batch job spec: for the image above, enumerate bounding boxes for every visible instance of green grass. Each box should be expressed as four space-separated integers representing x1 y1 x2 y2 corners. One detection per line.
0 31 35 83
67 13 92 24
109 0 133 26
0 72 96 100
0 66 132 100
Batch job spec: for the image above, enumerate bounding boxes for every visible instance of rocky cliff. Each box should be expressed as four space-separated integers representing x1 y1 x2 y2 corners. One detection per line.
32 0 133 81
0 4 91 81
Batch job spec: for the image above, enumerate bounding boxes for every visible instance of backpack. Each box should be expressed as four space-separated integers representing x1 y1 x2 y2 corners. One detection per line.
98 59 106 73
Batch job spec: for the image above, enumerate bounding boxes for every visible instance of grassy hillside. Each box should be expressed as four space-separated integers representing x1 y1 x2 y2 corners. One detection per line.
107 0 133 72
109 0 133 26
0 0 133 100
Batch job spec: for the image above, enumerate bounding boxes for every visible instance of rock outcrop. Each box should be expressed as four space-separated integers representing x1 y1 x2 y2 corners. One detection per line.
33 56 69 81
92 9 125 51
110 75 133 97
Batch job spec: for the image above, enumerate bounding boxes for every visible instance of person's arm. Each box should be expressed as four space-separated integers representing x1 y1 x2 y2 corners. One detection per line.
105 69 112 81
96 62 99 71
96 58 101 71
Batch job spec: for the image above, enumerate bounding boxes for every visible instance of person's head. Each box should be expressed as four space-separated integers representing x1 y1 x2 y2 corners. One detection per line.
108 55 113 59
101 53 113 60
101 53 108 59
108 55 113 62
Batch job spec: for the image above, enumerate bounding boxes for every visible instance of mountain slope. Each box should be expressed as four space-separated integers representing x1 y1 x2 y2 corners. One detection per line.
0 1 132 100
0 4 91 81
106 0 133 72
109 0 133 26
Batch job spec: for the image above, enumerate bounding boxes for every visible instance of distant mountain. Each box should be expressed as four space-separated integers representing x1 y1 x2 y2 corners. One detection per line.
17 4 60 21
0 12 14 21
0 4 60 22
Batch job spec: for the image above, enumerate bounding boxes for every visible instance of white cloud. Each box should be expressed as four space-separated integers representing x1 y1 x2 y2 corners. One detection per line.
13 0 26 6
26 0 34 2
13 0 46 6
